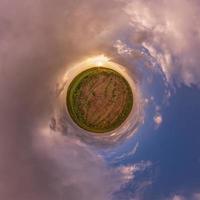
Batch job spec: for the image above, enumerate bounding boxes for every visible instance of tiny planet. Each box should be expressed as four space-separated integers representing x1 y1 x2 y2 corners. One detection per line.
67 67 133 133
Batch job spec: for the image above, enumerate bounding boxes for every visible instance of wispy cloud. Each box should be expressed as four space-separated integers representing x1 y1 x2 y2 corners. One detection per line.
123 0 200 87
154 113 163 127
168 193 200 200
112 142 139 164
118 160 152 184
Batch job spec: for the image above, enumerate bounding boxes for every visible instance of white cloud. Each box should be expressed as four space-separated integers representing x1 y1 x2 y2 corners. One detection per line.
172 195 185 200
112 142 139 164
118 161 152 184
124 0 200 87
32 127 122 200
168 193 200 200
114 40 133 55
153 113 163 127
0 0 126 199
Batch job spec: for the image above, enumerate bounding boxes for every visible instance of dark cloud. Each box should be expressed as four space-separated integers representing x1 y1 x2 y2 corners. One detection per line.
0 0 125 199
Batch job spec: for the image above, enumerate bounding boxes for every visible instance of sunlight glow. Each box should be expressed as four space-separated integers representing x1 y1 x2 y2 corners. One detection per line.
86 55 110 67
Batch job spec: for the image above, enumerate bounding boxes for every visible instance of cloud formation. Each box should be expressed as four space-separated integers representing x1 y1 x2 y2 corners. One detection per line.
154 114 163 126
124 0 200 87
0 0 125 199
1 0 200 199
168 193 200 200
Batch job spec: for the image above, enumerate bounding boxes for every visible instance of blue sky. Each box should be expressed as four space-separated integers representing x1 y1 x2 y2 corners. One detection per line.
110 85 200 199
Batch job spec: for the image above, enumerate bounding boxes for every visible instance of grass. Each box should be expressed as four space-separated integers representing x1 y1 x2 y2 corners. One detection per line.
66 67 133 133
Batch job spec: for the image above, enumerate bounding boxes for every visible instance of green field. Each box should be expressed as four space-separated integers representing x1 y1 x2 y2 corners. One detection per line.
67 67 133 133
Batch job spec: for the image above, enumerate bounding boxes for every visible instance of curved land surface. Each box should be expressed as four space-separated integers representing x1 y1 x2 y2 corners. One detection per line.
67 67 133 133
